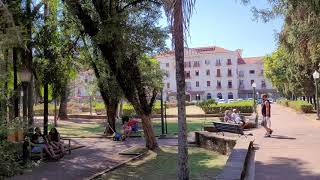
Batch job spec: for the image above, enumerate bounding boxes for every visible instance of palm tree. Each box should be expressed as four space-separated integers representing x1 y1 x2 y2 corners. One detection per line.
164 0 195 179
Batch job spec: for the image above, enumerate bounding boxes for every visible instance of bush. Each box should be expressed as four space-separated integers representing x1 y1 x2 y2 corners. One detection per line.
287 100 313 113
0 141 23 177
198 100 254 114
277 99 289 107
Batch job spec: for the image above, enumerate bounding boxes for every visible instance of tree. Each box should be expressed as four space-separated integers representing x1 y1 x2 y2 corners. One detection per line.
65 0 167 149
164 0 195 178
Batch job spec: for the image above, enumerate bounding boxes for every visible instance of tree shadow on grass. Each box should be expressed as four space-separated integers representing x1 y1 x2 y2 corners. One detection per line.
255 157 320 180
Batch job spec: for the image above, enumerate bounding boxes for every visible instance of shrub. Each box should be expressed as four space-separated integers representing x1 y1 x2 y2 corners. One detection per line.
199 100 254 114
287 100 313 113
277 99 289 107
0 141 23 177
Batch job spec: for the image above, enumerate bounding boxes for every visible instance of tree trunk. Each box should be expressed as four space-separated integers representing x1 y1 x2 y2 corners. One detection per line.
105 100 118 135
13 48 19 118
44 83 49 135
58 86 69 120
174 0 189 179
140 114 158 150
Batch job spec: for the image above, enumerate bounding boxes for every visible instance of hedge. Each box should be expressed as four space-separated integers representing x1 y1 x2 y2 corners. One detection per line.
198 100 254 114
278 99 313 113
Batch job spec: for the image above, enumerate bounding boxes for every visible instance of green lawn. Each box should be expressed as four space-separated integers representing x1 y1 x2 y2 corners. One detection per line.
99 146 228 180
50 118 215 137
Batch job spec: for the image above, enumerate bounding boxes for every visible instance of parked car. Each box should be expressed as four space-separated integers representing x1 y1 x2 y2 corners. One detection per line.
268 98 274 103
257 98 262 104
218 99 226 104
236 98 244 101
227 99 234 103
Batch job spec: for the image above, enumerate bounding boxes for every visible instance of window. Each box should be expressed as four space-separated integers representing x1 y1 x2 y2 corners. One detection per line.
228 69 232 77
207 93 212 100
228 80 232 89
239 70 244 77
195 70 199 76
193 61 200 67
165 71 169 78
262 80 266 88
205 60 210 65
249 70 255 74
216 59 221 66
251 80 255 85
207 81 211 87
206 69 210 76
227 59 232 65
239 80 244 89
217 69 221 77
217 93 223 99
166 63 169 67
184 62 191 68
217 80 222 89
185 71 191 79
167 83 170 89
196 81 200 87
228 92 234 99
260 69 264 76
186 82 192 91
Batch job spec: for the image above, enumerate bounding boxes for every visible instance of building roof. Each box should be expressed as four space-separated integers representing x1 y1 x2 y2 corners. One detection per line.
157 45 264 65
238 57 264 65
156 46 233 57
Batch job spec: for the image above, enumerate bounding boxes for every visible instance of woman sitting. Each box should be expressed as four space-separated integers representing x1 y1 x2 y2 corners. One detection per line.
49 127 65 156
223 110 233 123
122 118 139 137
231 109 249 128
31 127 58 159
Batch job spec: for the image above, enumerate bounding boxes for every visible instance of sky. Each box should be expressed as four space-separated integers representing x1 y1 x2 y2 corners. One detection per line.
160 0 284 57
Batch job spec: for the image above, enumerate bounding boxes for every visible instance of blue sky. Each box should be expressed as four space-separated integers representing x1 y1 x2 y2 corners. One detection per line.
160 0 284 57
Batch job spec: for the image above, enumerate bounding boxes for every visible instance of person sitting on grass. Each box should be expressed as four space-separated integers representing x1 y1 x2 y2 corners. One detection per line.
31 127 59 159
49 127 65 156
122 117 139 137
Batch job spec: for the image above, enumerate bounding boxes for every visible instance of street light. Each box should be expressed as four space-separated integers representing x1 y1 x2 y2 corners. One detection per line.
251 82 258 127
313 70 320 120
18 68 32 133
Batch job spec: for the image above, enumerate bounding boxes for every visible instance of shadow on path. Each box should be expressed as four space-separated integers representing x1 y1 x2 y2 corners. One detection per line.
269 134 296 140
255 157 320 180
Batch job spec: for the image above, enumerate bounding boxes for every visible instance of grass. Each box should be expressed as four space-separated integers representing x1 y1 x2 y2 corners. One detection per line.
49 118 215 137
99 146 228 180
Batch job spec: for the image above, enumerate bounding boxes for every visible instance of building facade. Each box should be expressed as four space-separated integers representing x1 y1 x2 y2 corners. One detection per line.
157 46 278 102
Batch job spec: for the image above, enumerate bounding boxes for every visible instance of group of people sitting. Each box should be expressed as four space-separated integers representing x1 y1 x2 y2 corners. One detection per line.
223 109 249 128
122 117 140 137
29 127 65 160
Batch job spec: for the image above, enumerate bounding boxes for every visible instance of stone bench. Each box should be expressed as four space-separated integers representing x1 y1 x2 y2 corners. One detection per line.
194 131 237 155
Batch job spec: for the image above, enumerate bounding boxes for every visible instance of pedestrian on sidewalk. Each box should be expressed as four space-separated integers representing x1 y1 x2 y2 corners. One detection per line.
262 94 273 137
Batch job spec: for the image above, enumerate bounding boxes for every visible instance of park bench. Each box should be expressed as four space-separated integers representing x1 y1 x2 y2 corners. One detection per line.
25 137 71 160
213 121 245 137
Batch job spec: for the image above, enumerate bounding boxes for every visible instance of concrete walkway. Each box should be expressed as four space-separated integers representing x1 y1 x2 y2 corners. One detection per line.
253 104 320 180
9 138 178 180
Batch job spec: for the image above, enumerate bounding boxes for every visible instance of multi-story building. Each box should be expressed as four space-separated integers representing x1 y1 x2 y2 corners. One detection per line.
156 46 278 101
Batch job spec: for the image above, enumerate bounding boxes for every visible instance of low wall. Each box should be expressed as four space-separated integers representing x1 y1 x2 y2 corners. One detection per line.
194 131 237 155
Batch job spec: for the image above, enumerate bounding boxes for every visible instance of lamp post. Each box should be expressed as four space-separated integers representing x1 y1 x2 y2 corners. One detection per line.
313 70 320 120
18 68 31 133
160 89 165 136
251 82 258 127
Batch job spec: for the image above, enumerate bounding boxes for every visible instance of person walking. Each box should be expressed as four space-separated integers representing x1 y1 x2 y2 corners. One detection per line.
262 94 273 137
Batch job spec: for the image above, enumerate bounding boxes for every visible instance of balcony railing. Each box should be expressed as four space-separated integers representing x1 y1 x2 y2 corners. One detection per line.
261 85 267 89
227 73 232 77
216 86 222 89
186 86 192 91
239 85 245 89
216 74 221 77
239 74 244 77
228 85 233 89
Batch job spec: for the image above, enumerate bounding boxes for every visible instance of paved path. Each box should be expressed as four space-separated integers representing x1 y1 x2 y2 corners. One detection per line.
253 104 320 180
10 138 178 180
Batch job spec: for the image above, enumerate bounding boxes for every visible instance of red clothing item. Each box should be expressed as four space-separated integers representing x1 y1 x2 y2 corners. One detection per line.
127 120 138 127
